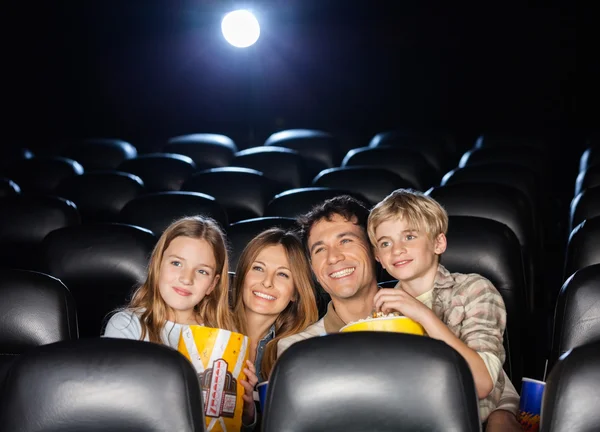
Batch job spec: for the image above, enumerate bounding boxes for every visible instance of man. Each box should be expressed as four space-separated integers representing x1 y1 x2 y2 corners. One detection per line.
278 196 521 431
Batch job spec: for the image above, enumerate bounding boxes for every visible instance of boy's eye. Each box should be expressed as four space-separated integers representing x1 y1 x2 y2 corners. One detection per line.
379 241 390 248
406 235 416 240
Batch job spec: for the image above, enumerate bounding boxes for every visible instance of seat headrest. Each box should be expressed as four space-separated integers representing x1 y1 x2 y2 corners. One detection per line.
118 153 197 192
566 216 600 278
264 332 480 432
0 269 77 352
551 264 600 368
0 338 205 432
541 340 600 432
65 138 138 170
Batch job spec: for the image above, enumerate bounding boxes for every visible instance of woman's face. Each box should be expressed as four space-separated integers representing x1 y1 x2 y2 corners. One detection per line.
242 244 296 318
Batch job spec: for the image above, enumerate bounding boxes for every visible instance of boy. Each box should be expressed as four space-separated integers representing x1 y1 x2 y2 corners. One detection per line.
367 189 506 422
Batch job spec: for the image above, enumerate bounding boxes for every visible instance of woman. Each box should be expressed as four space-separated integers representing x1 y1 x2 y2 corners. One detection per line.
231 227 319 382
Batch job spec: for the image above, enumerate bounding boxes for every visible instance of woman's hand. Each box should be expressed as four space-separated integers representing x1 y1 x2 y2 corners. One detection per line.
240 360 258 425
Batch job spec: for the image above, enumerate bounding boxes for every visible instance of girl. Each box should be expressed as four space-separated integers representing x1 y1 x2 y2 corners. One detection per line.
103 216 258 428
103 216 235 343
231 228 319 383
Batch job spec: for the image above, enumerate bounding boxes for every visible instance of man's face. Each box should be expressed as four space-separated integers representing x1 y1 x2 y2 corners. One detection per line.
307 214 377 301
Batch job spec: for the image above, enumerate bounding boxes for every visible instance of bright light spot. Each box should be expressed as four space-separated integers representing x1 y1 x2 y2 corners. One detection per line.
221 10 260 48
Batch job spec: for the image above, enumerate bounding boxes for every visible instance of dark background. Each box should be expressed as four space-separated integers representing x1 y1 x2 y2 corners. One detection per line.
4 1 585 154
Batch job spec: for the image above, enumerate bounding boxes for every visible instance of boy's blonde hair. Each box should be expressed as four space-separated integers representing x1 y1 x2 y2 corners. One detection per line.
367 189 448 246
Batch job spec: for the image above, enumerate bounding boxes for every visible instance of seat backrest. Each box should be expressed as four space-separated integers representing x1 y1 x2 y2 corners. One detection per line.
550 264 600 371
182 167 280 223
118 153 197 192
39 223 157 337
164 133 237 170
541 340 600 432
579 145 600 173
0 178 21 198
233 146 310 190
313 166 418 206
0 195 80 270
226 217 297 269
263 332 480 432
63 138 138 170
265 187 369 219
570 186 600 232
441 216 527 384
120 191 228 236
342 146 438 190
575 164 600 196
57 171 146 222
0 147 34 172
473 134 546 150
441 162 541 216
264 129 342 178
4 156 84 195
0 338 205 432
565 216 600 279
459 146 549 179
0 269 78 389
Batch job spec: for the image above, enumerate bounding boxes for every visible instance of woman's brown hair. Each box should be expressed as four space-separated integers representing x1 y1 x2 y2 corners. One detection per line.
128 216 235 343
231 228 318 378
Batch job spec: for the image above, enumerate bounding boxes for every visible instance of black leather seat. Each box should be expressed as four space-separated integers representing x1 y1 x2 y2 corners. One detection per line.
575 164 600 196
459 146 549 180
570 186 600 232
265 187 369 219
39 223 157 337
263 332 480 432
379 215 527 384
0 195 80 270
565 216 600 279
264 129 342 179
426 183 538 313
549 264 600 372
540 340 600 432
579 145 600 172
368 131 447 174
182 167 280 223
164 133 237 170
3 156 84 195
233 146 310 190
441 162 542 221
0 269 78 391
57 171 145 222
0 147 34 172
313 166 417 206
0 178 20 198
473 134 546 150
120 191 228 236
0 338 205 432
118 153 197 192
226 217 297 269
341 146 438 191
63 138 138 171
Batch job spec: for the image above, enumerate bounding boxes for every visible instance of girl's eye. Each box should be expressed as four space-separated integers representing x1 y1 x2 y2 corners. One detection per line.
171 261 182 267
197 269 209 275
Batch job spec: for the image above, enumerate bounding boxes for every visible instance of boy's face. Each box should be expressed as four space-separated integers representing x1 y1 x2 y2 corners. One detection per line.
373 217 446 284
307 214 377 301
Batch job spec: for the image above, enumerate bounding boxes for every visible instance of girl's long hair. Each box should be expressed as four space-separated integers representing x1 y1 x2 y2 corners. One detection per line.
128 216 235 343
231 228 318 378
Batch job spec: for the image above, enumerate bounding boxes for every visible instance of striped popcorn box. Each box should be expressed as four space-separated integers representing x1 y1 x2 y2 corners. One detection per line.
179 326 249 432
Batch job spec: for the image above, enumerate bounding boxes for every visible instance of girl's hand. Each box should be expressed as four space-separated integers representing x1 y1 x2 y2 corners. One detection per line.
240 360 258 424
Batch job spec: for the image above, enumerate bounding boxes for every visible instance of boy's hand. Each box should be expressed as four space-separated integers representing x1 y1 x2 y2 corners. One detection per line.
373 288 435 324
240 360 258 424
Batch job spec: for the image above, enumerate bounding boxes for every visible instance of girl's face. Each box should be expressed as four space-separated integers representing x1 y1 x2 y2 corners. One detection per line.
242 244 296 318
158 236 220 323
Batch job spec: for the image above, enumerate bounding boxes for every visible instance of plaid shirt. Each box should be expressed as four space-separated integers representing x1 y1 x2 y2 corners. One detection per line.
426 264 507 421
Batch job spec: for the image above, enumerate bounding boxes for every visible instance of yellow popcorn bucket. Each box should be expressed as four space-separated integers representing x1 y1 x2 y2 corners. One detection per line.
178 326 249 432
340 316 426 335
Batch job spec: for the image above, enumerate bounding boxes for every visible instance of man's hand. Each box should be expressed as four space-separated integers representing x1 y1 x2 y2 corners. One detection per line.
240 360 258 425
373 288 435 324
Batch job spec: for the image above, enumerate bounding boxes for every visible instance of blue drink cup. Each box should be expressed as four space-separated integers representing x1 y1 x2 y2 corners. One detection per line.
257 381 268 412
517 378 545 431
